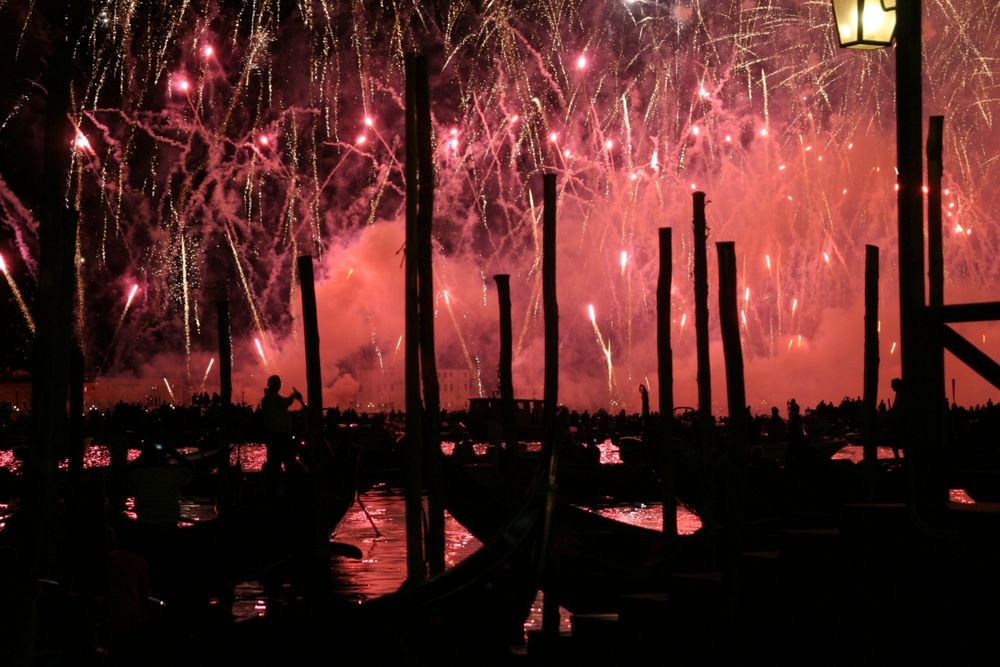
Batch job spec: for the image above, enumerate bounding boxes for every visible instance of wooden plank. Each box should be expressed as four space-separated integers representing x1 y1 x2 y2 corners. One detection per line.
931 302 1000 323
942 325 1000 391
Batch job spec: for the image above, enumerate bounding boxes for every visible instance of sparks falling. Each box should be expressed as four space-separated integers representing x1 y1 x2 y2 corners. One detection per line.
0 253 35 334
163 378 176 403
0 1 998 410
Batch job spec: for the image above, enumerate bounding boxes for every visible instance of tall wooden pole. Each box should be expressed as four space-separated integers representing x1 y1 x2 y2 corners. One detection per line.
716 243 748 460
693 192 711 421
296 255 330 562
18 9 82 664
862 245 880 498
415 55 444 576
692 191 716 551
216 299 233 512
495 274 516 449
657 228 676 537
716 241 747 615
926 117 944 309
896 0 943 513
217 300 233 407
68 341 84 480
403 53 425 582
540 173 560 637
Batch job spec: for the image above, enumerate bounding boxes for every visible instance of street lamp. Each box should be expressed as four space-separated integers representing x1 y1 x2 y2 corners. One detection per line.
832 0 896 49
832 0 945 512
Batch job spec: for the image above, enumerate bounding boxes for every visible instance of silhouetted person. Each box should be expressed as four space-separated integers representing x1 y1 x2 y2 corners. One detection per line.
767 406 786 442
889 377 904 459
259 374 305 486
784 398 808 468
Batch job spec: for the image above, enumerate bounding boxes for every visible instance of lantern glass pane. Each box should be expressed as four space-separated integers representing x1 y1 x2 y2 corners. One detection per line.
862 0 896 44
832 0 895 49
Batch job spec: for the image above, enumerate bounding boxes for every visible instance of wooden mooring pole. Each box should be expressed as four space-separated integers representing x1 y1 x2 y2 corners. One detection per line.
657 228 676 537
403 53 425 582
540 173 561 637
296 254 330 565
692 191 716 553
495 274 517 450
415 54 445 576
716 241 747 616
863 246 880 498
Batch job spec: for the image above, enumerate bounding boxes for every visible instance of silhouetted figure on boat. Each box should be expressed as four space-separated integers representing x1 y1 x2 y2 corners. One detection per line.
258 374 306 489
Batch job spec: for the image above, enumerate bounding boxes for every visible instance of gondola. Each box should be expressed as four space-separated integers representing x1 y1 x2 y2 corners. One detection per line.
442 455 710 615
357 462 547 661
106 434 362 610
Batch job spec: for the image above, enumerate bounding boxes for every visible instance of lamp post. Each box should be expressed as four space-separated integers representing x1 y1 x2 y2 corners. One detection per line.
833 0 943 513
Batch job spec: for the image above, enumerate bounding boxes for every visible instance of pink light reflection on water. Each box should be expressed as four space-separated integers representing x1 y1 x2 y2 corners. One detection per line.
316 487 701 636
830 445 900 463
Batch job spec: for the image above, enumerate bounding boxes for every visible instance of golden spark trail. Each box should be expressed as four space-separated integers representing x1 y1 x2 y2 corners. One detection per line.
180 230 191 382
0 253 35 334
163 378 176 403
254 337 269 368
442 290 484 398
588 304 620 407
100 284 140 375
201 357 214 387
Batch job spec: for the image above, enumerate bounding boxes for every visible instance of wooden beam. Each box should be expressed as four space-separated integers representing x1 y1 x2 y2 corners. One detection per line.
930 302 1000 324
942 325 1000 391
